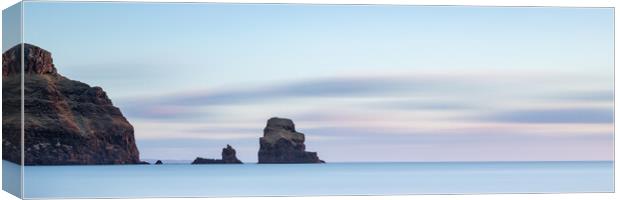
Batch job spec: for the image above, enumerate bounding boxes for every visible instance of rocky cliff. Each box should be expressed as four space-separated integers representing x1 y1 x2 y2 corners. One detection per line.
192 145 243 164
258 117 324 163
2 43 142 165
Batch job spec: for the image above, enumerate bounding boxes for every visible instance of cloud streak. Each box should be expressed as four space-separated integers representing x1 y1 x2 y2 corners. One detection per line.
485 108 614 124
159 77 440 106
118 75 451 120
547 90 614 102
117 73 613 125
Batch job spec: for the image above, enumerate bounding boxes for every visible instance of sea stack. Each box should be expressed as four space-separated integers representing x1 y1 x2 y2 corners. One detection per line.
155 160 163 165
192 145 243 164
258 117 324 163
2 44 143 165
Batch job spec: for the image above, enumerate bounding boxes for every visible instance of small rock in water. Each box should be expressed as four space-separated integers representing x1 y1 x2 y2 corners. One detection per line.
192 145 243 164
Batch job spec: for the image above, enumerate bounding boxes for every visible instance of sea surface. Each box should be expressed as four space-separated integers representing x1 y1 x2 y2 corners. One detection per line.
8 161 615 198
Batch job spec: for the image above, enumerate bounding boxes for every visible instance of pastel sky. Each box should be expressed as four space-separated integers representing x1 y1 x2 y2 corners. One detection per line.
15 2 614 162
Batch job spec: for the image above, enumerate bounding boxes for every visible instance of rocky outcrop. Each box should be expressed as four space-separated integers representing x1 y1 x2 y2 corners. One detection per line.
2 43 143 165
155 160 163 165
3 44 57 77
192 145 243 164
221 145 242 163
258 117 324 163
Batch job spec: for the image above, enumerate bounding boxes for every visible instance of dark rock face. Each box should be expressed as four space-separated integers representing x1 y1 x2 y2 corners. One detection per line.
258 117 324 163
155 160 163 165
3 44 57 77
2 44 142 165
221 145 242 163
192 145 243 164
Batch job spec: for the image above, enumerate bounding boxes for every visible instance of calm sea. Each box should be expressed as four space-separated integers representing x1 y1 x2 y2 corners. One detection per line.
5 160 614 198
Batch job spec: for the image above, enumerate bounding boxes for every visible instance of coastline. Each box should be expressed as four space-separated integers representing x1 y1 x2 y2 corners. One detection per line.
16 160 613 198
4 159 613 166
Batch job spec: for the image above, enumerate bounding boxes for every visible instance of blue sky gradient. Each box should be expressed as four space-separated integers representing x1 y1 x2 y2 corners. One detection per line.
18 2 614 162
